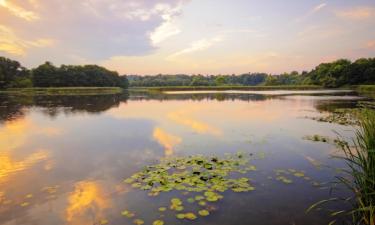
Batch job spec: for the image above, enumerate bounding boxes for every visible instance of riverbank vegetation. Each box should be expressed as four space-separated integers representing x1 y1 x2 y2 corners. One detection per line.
308 109 375 225
338 109 375 225
128 58 375 88
144 85 323 91
0 87 123 95
0 57 128 89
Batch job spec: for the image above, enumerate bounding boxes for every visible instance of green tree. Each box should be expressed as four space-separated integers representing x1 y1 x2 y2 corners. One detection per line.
0 57 30 88
215 76 226 86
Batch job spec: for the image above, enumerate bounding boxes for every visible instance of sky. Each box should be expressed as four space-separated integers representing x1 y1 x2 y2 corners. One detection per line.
0 0 375 75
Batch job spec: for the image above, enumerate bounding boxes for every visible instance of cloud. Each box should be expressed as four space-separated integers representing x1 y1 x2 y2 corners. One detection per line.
66 181 111 224
367 40 375 50
312 3 327 13
0 0 39 21
147 3 184 45
153 127 182 156
0 0 188 61
167 36 223 59
168 108 222 136
0 25 54 56
295 2 327 22
335 6 375 20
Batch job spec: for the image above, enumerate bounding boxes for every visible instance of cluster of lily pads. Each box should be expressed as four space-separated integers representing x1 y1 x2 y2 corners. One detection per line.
303 135 349 148
122 153 257 224
308 109 359 126
270 169 323 187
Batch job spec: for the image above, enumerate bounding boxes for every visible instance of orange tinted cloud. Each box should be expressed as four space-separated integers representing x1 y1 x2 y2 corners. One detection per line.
367 40 375 49
168 109 222 136
66 181 111 224
153 127 182 156
0 0 39 21
0 25 54 56
335 6 375 20
0 150 49 183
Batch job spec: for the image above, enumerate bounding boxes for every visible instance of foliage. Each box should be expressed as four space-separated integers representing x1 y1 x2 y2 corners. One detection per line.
0 57 31 88
308 109 375 225
127 73 268 87
128 58 375 88
122 153 257 223
0 57 128 89
32 62 128 88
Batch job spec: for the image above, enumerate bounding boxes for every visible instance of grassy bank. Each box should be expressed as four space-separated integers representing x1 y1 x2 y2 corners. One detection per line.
355 85 375 99
356 85 375 92
0 87 124 95
138 85 324 92
340 109 375 224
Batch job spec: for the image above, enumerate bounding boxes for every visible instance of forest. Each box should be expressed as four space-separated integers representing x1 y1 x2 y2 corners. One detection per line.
1 56 374 89
0 57 128 88
128 58 375 88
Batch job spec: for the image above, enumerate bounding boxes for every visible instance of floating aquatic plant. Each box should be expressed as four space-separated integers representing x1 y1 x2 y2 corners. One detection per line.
122 153 257 224
303 135 349 147
307 108 360 126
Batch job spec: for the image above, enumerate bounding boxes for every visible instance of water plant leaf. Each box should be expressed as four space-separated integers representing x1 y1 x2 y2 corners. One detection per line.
198 209 210 216
100 219 108 225
158 207 167 212
176 213 185 219
152 220 164 225
184 213 197 220
133 219 144 225
121 210 135 218
294 172 305 177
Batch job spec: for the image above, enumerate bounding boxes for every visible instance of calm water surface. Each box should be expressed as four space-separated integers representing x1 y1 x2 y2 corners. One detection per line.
0 90 371 225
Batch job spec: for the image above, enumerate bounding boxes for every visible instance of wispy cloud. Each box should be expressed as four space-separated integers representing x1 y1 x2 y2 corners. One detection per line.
149 3 183 45
167 36 223 59
153 127 182 156
335 6 375 20
295 2 327 22
0 25 54 56
312 3 327 13
0 0 39 21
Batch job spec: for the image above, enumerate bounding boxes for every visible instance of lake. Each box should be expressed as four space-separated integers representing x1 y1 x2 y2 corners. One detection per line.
0 90 371 225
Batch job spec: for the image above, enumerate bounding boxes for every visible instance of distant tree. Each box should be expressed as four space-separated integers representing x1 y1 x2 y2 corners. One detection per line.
215 76 226 86
32 61 59 87
190 75 209 86
32 62 128 88
0 57 31 88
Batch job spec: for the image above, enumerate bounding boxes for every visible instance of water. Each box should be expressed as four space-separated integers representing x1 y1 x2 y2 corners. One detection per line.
0 90 370 225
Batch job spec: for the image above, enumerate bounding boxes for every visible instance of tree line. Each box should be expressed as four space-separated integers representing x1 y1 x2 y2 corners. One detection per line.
0 57 128 89
1 56 374 89
128 57 375 88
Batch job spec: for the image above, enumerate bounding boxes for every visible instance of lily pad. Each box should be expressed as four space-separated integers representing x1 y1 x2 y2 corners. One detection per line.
185 212 197 220
176 213 185 219
153 220 164 225
198 209 210 216
133 219 144 225
158 207 167 212
121 210 135 218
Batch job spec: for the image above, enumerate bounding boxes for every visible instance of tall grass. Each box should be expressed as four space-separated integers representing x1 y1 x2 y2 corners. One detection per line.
307 109 375 224
340 109 375 225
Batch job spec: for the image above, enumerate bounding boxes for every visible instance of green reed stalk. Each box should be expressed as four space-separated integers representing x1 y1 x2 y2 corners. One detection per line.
337 109 375 225
307 109 375 225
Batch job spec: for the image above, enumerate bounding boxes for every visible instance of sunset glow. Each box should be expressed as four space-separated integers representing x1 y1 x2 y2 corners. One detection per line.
0 0 374 74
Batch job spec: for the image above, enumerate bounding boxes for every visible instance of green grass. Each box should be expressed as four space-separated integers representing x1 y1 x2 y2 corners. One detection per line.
0 87 124 95
308 109 375 224
138 85 323 92
356 85 375 99
339 109 375 225
356 85 375 92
